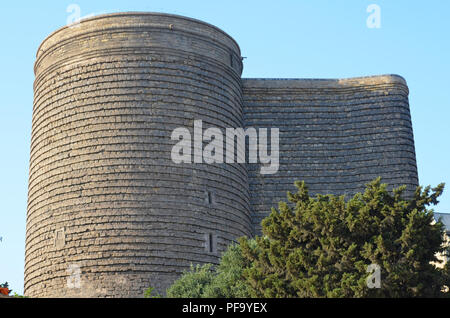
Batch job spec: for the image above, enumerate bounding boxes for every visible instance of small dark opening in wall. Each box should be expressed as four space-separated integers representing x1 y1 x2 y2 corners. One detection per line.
230 53 234 68
207 191 212 204
208 233 213 253
205 233 217 253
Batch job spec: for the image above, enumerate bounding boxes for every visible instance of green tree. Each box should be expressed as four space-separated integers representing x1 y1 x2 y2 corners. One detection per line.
143 286 161 298
239 178 450 297
166 264 216 298
166 242 254 298
202 243 254 298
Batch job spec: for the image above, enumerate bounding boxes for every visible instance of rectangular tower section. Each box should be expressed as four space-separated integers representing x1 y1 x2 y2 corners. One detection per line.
243 76 419 234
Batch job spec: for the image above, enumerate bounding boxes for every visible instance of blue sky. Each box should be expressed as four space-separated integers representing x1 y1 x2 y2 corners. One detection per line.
0 0 448 295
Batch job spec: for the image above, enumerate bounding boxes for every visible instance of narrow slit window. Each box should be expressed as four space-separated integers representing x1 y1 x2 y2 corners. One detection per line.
54 227 65 248
207 191 212 204
205 233 217 254
205 190 214 205
208 233 213 253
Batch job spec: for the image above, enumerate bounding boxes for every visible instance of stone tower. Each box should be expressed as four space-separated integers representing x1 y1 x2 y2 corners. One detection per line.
26 12 252 297
25 12 418 297
243 77 418 233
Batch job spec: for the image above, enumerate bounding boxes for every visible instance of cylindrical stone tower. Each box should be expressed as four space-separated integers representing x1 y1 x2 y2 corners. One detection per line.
26 12 251 297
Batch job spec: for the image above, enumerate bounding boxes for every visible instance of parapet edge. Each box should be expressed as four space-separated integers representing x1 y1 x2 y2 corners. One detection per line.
242 74 408 94
36 11 242 59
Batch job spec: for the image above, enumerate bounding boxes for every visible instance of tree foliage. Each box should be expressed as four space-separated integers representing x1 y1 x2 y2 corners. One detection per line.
164 178 450 297
143 286 161 298
239 178 450 297
166 242 254 298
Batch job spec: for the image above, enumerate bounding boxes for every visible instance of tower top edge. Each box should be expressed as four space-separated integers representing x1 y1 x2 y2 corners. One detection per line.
36 11 242 59
242 74 408 90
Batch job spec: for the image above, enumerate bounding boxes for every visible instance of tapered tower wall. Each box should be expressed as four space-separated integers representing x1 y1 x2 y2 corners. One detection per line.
26 12 251 297
243 76 418 234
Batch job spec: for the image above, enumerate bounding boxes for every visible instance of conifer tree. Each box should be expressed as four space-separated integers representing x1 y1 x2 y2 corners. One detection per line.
239 178 450 297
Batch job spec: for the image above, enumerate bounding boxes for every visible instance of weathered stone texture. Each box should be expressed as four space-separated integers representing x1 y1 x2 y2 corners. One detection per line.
243 77 418 233
26 12 251 298
26 12 418 297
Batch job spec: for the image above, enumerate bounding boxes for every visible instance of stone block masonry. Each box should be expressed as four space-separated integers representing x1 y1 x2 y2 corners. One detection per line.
243 77 418 233
25 12 418 297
